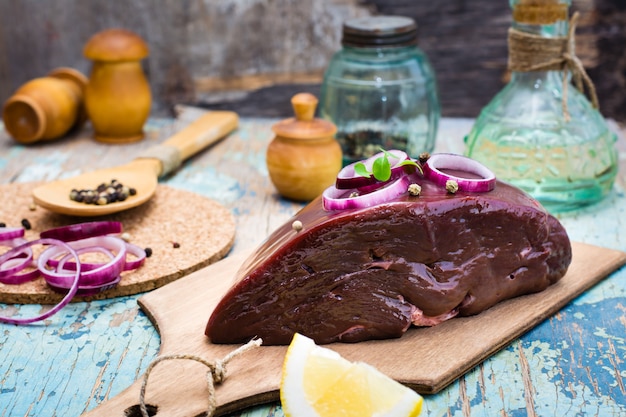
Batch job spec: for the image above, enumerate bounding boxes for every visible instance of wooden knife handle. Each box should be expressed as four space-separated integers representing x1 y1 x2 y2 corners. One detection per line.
137 111 239 176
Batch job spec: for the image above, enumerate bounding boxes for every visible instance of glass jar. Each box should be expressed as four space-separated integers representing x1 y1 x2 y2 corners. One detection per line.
319 16 440 166
464 0 618 213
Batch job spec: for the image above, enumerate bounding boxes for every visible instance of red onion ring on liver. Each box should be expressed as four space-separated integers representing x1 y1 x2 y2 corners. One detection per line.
323 175 411 211
335 150 411 190
423 153 496 192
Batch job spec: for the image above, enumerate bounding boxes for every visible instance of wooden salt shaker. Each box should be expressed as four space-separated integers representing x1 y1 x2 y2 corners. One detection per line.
267 93 342 201
2 67 88 144
83 28 151 144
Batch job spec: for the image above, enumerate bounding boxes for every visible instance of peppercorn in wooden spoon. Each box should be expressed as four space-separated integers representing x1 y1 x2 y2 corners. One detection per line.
32 111 238 216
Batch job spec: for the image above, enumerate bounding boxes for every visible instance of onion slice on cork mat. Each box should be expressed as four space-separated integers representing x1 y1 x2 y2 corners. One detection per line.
0 182 235 304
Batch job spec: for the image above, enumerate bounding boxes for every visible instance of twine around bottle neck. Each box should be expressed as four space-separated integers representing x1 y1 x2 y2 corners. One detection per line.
507 12 599 121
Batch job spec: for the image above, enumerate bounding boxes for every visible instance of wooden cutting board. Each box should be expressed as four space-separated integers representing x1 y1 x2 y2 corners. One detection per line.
81 241 626 417
0 182 236 303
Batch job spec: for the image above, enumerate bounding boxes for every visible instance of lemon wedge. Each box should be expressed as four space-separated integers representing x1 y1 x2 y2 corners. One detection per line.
280 333 423 417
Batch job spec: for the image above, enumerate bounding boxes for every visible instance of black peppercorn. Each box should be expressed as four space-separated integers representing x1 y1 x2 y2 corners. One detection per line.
144 247 153 258
21 218 32 230
69 179 138 205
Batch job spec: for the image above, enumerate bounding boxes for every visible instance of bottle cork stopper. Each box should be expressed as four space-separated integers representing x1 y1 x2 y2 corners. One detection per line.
513 0 568 25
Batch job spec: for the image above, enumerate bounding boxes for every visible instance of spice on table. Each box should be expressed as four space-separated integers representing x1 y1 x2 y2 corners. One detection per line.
292 220 303 232
21 218 32 230
144 247 153 258
172 242 180 249
408 183 422 196
446 180 459 194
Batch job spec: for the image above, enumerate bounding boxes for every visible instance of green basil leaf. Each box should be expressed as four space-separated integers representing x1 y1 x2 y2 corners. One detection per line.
372 155 391 182
398 159 423 174
353 162 371 178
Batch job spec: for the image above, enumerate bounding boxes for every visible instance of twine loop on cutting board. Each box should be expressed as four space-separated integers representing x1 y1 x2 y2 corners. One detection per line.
139 338 263 417
507 11 599 121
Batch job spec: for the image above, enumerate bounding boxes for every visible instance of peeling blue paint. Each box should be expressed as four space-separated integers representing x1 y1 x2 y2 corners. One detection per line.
2 118 625 417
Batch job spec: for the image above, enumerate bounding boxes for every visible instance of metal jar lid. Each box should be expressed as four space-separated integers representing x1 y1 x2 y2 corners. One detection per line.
341 15 418 47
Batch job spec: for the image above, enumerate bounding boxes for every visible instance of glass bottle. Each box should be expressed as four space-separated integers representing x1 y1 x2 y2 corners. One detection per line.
319 16 440 166
464 0 618 213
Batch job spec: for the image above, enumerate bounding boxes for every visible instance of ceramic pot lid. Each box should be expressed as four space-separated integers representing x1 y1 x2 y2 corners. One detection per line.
272 93 336 140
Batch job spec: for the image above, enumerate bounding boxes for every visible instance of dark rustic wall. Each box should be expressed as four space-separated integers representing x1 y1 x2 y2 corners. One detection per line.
0 0 624 121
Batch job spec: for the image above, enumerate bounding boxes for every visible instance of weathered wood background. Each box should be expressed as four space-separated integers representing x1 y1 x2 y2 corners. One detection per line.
0 0 624 121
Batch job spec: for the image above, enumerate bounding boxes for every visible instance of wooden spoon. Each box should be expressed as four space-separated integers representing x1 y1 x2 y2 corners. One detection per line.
32 111 238 216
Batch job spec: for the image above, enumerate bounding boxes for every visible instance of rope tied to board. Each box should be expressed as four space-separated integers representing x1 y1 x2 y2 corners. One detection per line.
139 338 263 417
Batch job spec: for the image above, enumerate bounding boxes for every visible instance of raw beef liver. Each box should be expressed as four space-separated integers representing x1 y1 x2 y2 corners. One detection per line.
206 175 572 345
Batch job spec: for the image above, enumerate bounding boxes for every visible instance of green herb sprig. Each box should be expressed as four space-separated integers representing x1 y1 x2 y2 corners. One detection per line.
353 149 422 182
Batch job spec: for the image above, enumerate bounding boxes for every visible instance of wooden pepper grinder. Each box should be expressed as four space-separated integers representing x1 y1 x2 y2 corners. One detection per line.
83 28 151 144
2 67 88 144
267 92 342 201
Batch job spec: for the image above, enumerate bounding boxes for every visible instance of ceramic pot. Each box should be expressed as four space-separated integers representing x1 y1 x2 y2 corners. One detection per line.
83 28 151 144
2 67 87 144
267 93 342 201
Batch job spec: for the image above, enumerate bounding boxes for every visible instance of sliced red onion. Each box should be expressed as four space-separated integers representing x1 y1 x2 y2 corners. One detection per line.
0 238 81 325
0 237 37 284
51 246 115 272
47 242 145 272
0 267 40 285
38 236 127 288
0 250 36 284
123 242 147 271
0 227 26 241
48 275 122 296
336 150 412 190
323 175 411 211
423 153 496 193
0 221 147 324
39 221 123 242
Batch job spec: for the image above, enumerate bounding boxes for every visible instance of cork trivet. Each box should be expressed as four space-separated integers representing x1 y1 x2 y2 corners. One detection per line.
0 182 236 304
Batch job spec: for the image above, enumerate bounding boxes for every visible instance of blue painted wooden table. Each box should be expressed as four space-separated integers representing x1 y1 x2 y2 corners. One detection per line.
1 108 625 416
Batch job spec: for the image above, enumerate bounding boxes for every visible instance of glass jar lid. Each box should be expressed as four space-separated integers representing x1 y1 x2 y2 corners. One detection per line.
341 16 418 47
